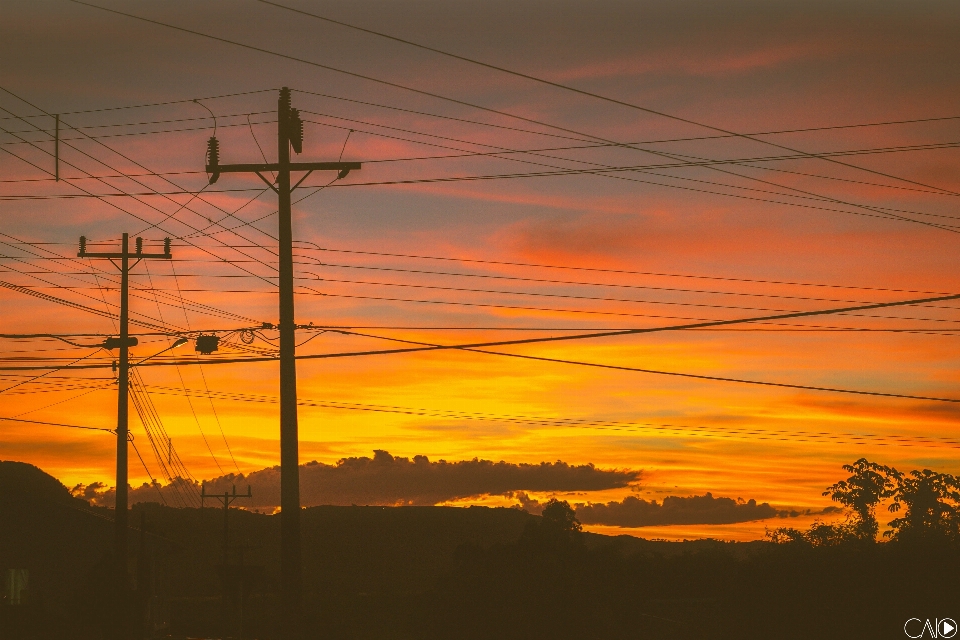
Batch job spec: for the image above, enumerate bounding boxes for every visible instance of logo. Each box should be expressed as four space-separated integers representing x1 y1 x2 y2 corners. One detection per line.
905 618 957 638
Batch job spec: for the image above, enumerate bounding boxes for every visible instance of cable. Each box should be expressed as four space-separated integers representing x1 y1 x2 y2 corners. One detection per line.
0 347 102 394
260 0 960 199
0 103 286 291
300 245 955 296
0 415 113 433
59 1 958 237
0 88 275 121
143 260 225 475
170 259 242 475
339 328 960 405
294 113 960 227
5 287 960 381
129 437 167 505
143 383 960 450
303 261 928 305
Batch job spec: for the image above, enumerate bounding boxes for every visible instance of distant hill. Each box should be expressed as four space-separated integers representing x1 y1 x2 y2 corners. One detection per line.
5 461 955 639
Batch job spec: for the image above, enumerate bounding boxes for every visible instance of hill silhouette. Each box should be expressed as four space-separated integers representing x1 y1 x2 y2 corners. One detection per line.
3 460 960 639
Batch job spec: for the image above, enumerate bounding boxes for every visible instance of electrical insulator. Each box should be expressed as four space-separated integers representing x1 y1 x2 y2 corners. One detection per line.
136 237 143 254
279 87 291 113
78 236 86 256
164 238 171 256
289 108 303 154
206 136 221 184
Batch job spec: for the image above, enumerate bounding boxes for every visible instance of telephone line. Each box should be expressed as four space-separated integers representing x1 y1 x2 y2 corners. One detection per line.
260 0 960 199
62 2 960 237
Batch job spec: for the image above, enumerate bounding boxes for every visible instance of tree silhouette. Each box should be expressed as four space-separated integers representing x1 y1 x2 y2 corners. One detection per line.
540 499 582 534
519 499 583 552
822 458 896 541
886 468 960 542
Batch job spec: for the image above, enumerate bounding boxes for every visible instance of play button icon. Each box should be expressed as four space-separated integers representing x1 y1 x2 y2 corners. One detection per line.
941 619 957 638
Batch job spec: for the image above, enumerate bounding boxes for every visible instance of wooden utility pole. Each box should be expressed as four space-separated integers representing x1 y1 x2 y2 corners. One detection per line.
205 86 359 639
78 233 172 632
201 484 252 639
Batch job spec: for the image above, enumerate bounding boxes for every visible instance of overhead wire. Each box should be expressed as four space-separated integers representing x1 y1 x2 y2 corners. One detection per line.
0 101 286 292
138 383 960 450
143 259 226 475
169 259 242 475
60 1 960 237
259 0 960 200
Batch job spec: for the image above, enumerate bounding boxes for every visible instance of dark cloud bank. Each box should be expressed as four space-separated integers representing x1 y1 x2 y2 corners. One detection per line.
75 452 826 527
80 450 638 509
572 494 838 527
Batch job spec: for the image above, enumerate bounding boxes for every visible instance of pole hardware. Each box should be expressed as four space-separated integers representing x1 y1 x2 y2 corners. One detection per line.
195 334 220 354
103 336 139 350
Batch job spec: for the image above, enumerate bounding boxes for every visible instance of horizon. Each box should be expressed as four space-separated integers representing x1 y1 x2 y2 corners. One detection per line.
3 0 960 547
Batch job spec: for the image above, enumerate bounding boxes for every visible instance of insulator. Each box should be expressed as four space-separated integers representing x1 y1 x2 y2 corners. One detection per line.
289 108 303 154
78 236 86 256
136 237 143 254
279 87 291 113
163 238 171 256
206 136 221 184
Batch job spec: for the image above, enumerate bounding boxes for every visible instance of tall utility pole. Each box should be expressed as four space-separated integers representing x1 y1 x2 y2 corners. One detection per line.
78 234 171 604
205 87 360 639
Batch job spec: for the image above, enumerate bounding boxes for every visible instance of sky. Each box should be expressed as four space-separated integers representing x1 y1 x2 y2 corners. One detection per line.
2 0 960 541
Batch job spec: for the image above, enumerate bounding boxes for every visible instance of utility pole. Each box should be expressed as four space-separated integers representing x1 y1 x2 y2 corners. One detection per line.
205 86 360 639
202 484 252 639
78 233 171 634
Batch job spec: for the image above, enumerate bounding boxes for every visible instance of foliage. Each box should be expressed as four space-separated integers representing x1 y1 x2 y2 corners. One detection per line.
766 519 857 547
885 468 960 542
770 459 960 547
821 458 896 540
519 498 583 551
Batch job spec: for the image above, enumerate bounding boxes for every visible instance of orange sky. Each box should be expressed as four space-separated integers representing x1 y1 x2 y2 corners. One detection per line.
2 0 960 541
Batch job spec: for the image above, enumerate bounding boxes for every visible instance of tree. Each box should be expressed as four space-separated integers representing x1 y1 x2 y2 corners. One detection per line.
520 499 583 551
540 499 582 534
886 469 960 543
822 458 896 541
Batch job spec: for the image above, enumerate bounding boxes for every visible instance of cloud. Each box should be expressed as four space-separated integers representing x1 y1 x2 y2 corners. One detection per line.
79 451 639 509
574 493 785 527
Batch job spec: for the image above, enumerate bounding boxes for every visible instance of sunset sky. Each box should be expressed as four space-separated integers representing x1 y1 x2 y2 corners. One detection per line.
2 0 960 540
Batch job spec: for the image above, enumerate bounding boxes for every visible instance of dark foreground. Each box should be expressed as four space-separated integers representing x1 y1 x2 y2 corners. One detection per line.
2 461 958 639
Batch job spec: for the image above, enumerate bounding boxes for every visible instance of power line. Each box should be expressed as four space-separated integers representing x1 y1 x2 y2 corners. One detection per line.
141 383 960 450
0 415 114 433
0 88 276 121
143 260 225 476
64 0 959 237
292 87 960 147
0 114 285 300
299 245 956 296
47 5 960 257
4 288 960 380
338 328 960 405
259 0 960 200
169 259 242 475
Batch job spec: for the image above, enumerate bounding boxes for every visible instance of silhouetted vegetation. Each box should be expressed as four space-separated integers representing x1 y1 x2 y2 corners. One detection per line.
768 457 960 547
3 460 960 639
